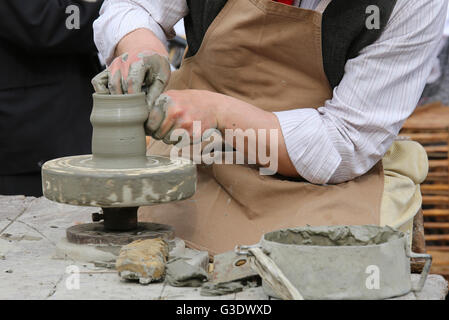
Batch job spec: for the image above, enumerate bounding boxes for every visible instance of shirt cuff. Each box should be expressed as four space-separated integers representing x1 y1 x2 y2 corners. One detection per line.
274 108 342 184
94 9 168 65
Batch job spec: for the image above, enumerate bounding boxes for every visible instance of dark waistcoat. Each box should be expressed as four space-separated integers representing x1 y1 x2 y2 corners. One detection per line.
184 0 398 89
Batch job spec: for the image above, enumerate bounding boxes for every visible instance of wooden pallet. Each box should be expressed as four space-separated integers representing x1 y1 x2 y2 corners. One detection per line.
401 102 449 280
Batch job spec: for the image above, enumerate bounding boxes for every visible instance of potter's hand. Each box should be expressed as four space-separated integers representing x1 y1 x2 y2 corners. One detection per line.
91 50 171 108
147 90 221 144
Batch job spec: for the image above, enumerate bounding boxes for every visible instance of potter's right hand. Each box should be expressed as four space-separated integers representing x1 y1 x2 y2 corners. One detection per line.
91 50 171 108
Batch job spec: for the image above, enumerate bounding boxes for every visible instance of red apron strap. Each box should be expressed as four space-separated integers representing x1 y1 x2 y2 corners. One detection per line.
274 0 295 5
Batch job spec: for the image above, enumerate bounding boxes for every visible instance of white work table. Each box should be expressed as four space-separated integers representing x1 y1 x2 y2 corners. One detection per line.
0 195 447 300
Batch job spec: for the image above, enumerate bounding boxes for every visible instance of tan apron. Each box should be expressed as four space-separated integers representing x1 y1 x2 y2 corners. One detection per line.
141 0 386 254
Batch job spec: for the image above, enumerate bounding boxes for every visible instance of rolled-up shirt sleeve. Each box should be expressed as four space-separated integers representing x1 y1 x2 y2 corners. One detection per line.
275 0 448 184
93 0 188 64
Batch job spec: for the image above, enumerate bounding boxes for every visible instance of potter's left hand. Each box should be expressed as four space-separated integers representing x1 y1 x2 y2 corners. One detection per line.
146 90 222 144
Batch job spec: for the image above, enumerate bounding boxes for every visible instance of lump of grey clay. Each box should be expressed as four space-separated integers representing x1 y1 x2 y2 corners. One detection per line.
166 259 208 287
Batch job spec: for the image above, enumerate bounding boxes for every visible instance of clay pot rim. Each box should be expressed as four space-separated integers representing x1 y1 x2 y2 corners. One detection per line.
261 225 406 248
92 92 146 101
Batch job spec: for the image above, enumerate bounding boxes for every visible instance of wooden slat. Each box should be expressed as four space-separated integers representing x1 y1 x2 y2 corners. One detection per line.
424 222 449 229
425 145 449 153
427 172 449 178
423 209 449 217
421 185 449 196
430 266 449 280
430 251 449 279
402 121 449 129
401 133 449 142
427 154 448 160
429 160 449 169
422 195 449 205
421 185 449 191
427 246 449 252
428 251 449 265
426 172 449 182
425 234 449 241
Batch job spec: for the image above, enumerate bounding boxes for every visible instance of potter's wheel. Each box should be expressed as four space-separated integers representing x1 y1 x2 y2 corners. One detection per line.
41 93 196 248
42 155 195 207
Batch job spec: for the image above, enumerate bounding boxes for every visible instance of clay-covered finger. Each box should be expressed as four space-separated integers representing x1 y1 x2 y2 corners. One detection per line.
108 69 123 95
171 129 191 148
154 116 176 141
91 69 110 94
145 94 171 135
162 127 184 145
144 55 171 107
146 78 169 108
126 59 149 94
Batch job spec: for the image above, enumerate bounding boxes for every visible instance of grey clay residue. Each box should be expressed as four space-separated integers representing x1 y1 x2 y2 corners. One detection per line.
264 225 404 247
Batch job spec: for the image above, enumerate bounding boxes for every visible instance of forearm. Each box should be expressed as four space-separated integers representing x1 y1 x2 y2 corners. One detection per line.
93 0 188 64
115 28 168 59
215 94 298 177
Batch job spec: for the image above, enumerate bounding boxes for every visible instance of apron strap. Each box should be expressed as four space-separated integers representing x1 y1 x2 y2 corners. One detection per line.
315 0 332 13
